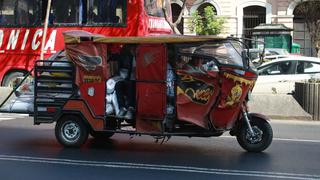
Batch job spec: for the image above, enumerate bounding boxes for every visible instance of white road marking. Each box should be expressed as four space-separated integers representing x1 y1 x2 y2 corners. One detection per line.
0 154 318 179
271 120 320 125
273 138 320 143
0 113 29 117
0 113 29 121
220 136 320 143
0 118 14 121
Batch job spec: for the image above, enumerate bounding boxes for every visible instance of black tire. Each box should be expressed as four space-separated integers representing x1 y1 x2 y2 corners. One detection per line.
236 117 273 152
90 131 114 139
55 115 89 148
2 71 26 87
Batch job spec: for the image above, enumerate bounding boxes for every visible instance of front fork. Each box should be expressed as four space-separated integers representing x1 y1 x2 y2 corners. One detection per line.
241 103 255 136
240 102 266 145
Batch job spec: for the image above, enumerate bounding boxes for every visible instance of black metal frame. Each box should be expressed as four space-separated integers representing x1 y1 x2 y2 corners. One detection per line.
33 60 76 124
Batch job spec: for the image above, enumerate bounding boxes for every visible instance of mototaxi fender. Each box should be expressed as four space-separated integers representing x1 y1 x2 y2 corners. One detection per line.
248 112 270 122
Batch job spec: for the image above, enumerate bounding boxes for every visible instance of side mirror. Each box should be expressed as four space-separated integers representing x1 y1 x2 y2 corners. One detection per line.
203 61 219 72
241 51 250 68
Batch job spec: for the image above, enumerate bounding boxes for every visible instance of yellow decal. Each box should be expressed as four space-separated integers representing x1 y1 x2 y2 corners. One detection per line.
177 73 214 104
225 83 243 107
83 75 102 83
180 74 194 82
177 86 184 95
224 72 254 86
185 88 214 103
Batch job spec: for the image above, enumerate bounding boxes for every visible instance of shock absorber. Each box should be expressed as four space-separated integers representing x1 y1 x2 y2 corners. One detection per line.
242 104 255 136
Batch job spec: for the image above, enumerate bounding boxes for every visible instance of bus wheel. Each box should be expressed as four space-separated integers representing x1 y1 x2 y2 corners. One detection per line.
2 71 26 87
55 115 89 148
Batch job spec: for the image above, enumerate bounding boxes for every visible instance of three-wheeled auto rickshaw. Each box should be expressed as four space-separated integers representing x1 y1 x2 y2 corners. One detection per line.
0 31 272 152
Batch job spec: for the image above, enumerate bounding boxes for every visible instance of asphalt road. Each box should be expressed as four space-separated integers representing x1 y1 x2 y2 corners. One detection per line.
0 115 320 180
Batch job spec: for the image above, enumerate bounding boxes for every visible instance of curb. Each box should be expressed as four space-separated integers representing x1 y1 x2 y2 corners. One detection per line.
0 87 13 104
248 94 312 121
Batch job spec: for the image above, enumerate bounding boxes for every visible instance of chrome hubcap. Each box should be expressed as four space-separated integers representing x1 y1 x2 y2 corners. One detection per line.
62 121 80 142
246 126 263 144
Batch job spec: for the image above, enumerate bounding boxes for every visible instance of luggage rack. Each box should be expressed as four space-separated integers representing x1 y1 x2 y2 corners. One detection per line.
0 60 76 124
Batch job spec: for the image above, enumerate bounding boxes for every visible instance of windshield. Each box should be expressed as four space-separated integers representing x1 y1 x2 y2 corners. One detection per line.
190 42 244 67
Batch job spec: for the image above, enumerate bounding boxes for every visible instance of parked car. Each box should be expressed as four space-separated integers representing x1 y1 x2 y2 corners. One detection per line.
248 48 290 67
248 48 289 59
252 54 291 66
253 56 320 94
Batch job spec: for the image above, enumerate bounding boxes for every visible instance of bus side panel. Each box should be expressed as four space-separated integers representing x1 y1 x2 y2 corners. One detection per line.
135 44 167 132
0 0 171 84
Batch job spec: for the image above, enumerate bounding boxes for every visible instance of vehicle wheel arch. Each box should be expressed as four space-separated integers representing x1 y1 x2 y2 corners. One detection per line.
56 111 93 130
248 112 270 122
1 69 29 86
229 112 270 136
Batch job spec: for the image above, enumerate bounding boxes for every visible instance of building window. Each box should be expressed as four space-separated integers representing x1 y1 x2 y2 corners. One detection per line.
0 0 40 26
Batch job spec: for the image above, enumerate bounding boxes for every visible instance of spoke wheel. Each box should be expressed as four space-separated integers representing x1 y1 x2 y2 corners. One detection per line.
237 117 273 152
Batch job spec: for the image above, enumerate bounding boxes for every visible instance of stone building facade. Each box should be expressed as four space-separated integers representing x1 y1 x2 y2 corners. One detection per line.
171 0 317 56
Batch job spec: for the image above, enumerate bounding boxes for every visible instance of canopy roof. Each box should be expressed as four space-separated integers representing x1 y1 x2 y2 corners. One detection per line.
63 30 228 44
253 24 293 32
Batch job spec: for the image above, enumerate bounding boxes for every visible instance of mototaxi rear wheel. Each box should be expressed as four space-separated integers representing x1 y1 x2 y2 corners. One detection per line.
55 115 89 148
236 116 273 152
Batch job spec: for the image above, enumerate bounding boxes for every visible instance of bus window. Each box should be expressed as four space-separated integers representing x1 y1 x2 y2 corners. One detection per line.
88 0 126 25
0 0 40 26
144 0 171 17
50 0 81 24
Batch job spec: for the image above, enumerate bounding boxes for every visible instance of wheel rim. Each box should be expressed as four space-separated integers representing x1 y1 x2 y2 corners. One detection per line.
4 73 25 88
245 126 263 144
7 78 19 88
61 121 81 143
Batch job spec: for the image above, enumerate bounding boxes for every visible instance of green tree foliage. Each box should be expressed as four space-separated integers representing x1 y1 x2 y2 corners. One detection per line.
190 6 225 35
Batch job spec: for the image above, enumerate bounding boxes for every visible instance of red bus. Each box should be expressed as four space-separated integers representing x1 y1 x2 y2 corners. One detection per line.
0 0 172 86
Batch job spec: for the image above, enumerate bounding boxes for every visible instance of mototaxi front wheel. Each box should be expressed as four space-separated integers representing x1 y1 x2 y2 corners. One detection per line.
236 117 273 152
55 115 89 148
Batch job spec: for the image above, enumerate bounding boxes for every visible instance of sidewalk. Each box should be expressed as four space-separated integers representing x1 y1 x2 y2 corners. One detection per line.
0 87 13 105
248 94 312 120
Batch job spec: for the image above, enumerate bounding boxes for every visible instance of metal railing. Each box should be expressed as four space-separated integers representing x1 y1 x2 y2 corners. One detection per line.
34 60 75 124
294 82 320 120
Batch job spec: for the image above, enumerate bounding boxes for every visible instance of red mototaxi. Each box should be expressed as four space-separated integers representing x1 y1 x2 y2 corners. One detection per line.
51 30 273 152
